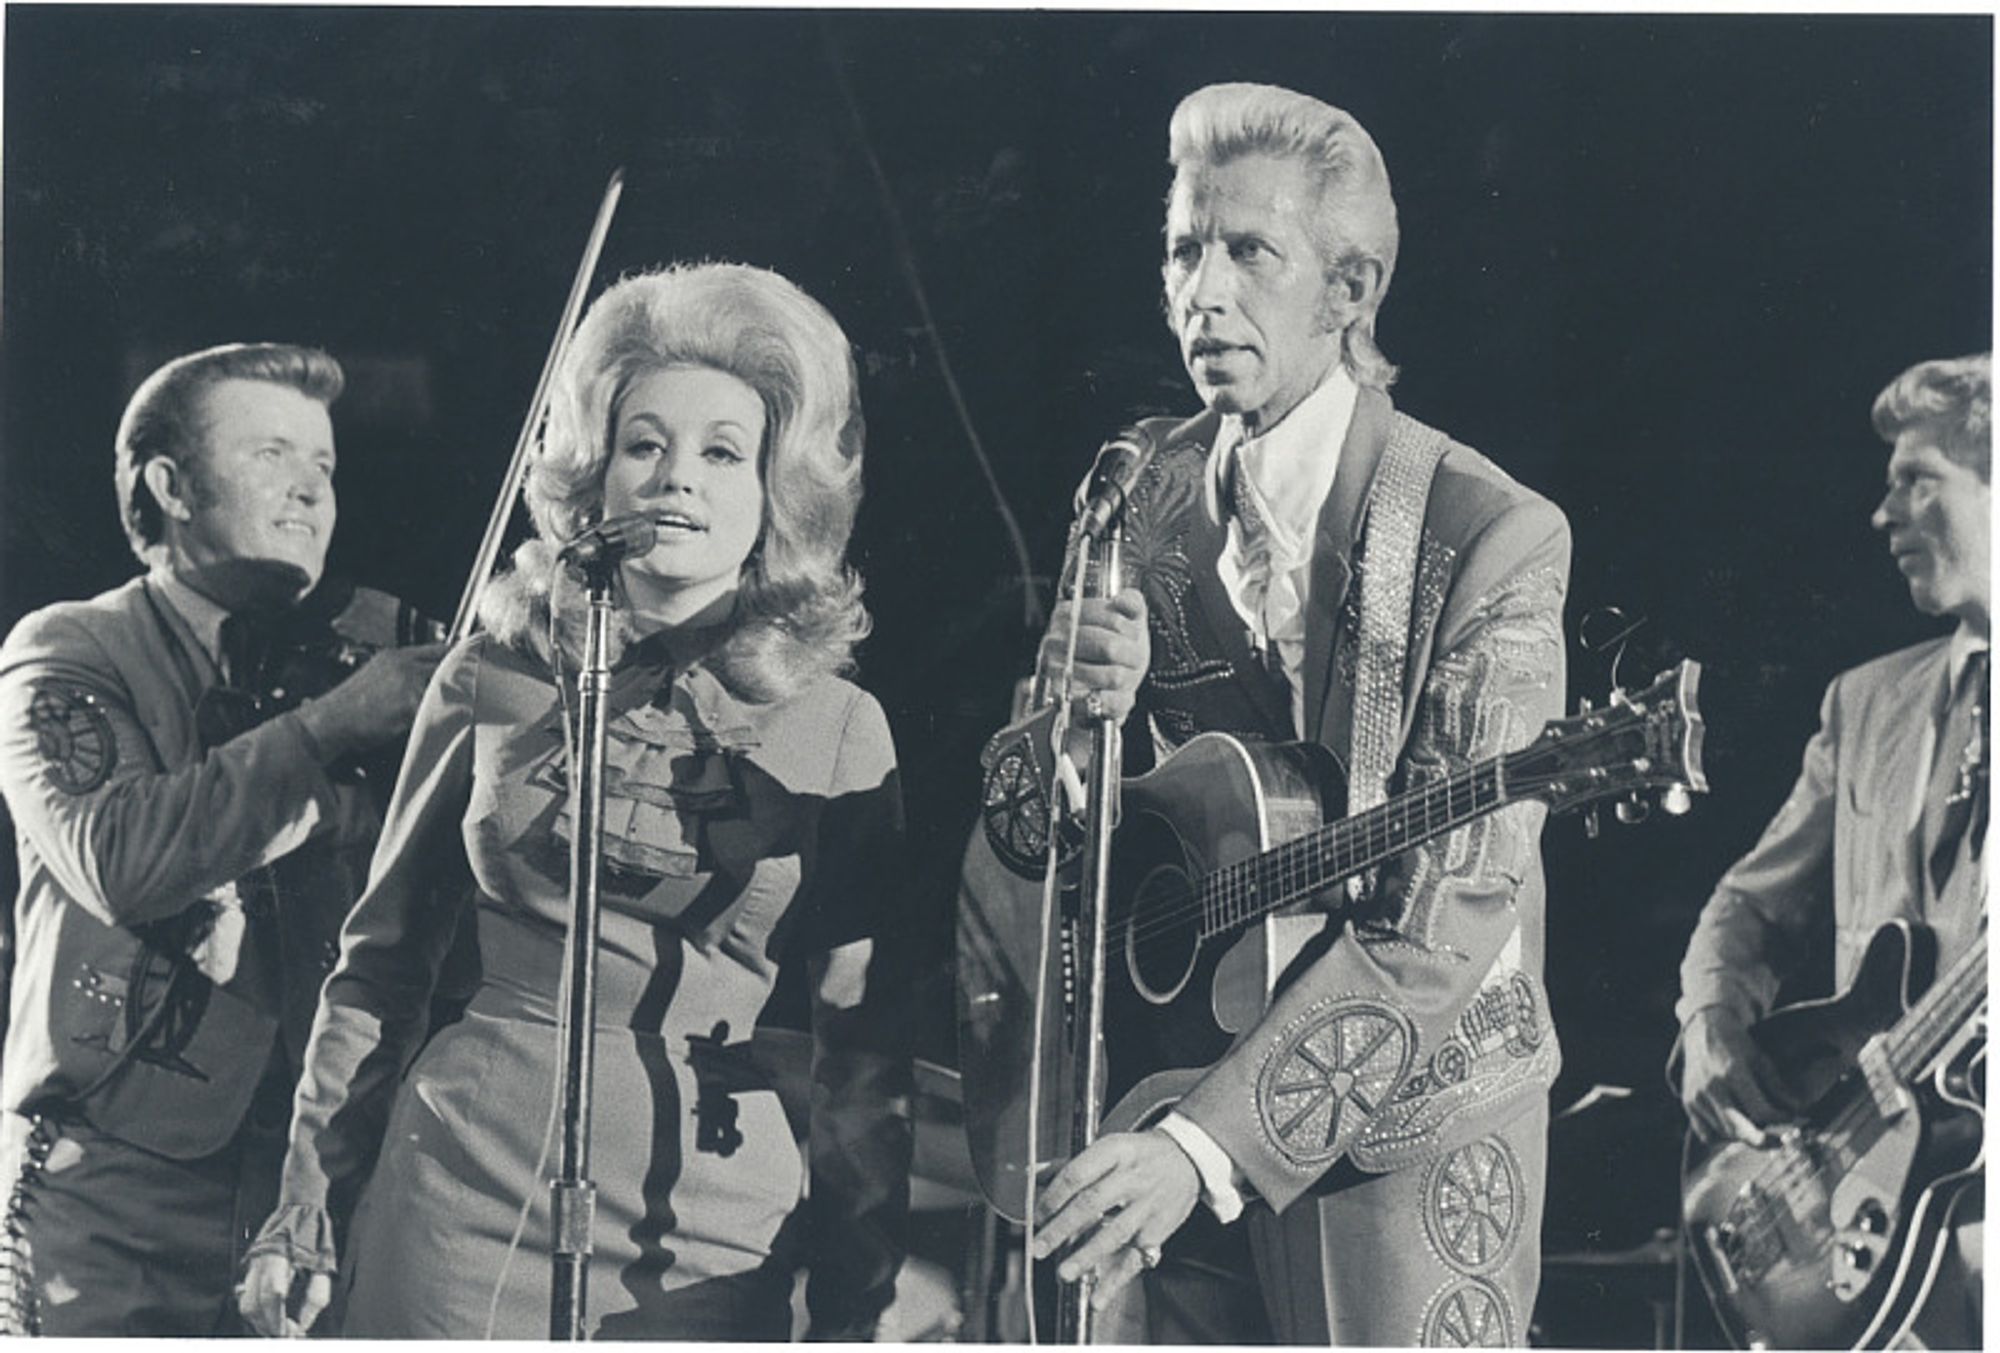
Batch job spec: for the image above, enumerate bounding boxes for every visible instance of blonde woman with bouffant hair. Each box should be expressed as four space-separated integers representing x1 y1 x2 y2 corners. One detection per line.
243 261 911 1340
483 261 873 698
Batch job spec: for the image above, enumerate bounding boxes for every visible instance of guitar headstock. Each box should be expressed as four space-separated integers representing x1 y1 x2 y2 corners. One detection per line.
1511 660 1709 819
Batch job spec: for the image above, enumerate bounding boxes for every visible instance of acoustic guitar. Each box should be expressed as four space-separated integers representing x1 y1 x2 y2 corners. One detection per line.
958 660 1708 1221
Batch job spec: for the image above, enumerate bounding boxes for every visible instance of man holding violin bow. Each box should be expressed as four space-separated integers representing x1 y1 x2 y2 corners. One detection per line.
0 342 444 1335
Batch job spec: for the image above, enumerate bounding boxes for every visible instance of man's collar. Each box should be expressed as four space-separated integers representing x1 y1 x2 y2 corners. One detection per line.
1948 622 1989 691
149 566 231 671
1209 366 1360 543
1241 362 1360 446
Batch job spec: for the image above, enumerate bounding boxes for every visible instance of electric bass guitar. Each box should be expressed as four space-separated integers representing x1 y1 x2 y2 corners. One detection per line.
958 661 1708 1221
1682 920 1987 1349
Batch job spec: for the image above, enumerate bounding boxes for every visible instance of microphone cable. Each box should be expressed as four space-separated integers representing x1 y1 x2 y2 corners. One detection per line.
482 591 588 1340
1020 534 1097 1342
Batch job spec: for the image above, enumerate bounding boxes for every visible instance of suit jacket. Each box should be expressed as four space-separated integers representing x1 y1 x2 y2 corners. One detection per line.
1677 637 1984 1029
1123 388 1570 1209
0 575 378 1158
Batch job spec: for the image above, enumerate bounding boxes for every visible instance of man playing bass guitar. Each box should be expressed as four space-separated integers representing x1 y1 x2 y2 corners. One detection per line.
1675 354 1989 1348
1012 82 1572 1345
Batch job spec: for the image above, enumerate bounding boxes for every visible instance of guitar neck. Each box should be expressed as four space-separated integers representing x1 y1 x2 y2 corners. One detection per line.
1884 934 1988 1082
1200 754 1515 939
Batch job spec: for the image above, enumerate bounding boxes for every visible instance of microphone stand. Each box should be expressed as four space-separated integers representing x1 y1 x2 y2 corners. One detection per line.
551 560 616 1339
1055 519 1123 1345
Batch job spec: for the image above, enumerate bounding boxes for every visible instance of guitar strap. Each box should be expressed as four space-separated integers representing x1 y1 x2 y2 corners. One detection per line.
1349 422 1528 981
1347 419 1448 812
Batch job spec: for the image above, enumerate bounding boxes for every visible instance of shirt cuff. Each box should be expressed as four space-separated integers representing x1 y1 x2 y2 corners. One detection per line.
1156 1112 1246 1224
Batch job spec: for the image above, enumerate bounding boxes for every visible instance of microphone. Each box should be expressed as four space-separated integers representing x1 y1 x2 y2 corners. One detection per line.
559 511 665 571
1073 412 1206 540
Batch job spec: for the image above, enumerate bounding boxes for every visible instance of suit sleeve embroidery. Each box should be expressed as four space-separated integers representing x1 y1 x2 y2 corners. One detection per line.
26 681 117 794
1254 995 1417 1169
1174 499 1570 1202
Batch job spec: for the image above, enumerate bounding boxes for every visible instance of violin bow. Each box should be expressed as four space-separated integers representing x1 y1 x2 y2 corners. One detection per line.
448 167 627 642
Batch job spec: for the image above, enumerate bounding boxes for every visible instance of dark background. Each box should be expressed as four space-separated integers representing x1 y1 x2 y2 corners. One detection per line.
2 8 1990 1344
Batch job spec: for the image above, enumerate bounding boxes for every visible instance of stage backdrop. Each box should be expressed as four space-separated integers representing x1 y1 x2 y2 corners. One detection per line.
2 9 1990 1345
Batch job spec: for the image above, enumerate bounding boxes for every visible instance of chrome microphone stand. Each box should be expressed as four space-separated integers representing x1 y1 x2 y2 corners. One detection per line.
1054 517 1124 1345
551 559 615 1340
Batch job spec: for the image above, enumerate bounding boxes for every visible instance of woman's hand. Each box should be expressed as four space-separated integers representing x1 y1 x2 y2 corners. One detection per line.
237 1252 331 1338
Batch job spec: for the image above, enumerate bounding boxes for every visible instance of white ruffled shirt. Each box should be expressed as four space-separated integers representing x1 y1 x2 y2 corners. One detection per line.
1156 369 1359 1221
1207 366 1359 736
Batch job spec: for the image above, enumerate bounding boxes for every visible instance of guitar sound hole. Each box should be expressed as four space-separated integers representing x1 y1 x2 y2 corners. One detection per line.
1123 864 1201 1005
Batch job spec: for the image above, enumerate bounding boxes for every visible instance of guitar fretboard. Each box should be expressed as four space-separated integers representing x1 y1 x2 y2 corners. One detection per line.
1198 759 1509 939
1885 935 1988 1082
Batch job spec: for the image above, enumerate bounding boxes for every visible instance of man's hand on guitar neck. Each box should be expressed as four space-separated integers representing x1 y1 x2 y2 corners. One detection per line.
1680 1006 1789 1146
1030 1127 1201 1308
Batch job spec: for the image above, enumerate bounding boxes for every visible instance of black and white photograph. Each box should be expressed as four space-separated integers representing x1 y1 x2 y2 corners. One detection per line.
0 5 1990 1345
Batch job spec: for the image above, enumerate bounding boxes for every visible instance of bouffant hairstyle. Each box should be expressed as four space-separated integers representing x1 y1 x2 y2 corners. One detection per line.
480 262 871 700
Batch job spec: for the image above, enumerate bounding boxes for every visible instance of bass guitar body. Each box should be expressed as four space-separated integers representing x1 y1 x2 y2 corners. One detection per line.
1682 922 1986 1349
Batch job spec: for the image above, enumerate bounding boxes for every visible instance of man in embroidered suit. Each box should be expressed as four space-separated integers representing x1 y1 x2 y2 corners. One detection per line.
1021 83 1571 1345
0 343 441 1334
1676 353 1988 1347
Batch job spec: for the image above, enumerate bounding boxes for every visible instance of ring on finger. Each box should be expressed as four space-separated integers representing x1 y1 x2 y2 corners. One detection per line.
1137 1242 1163 1270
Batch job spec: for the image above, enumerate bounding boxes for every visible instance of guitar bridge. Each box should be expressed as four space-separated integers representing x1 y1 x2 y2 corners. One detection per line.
1711 1185 1787 1290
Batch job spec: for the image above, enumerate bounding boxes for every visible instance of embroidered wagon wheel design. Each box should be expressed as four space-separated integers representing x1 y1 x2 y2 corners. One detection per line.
981 742 1055 877
1430 1037 1472 1086
28 684 115 794
1425 1138 1523 1274
1501 972 1545 1055
1257 1002 1413 1165
1422 1278 1513 1348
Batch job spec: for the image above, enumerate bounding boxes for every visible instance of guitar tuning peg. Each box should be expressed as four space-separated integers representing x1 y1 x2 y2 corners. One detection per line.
1583 805 1601 840
1662 784 1694 816
1615 793 1650 825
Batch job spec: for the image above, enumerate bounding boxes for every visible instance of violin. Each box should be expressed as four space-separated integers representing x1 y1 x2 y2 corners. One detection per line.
194 575 445 782
193 168 628 771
